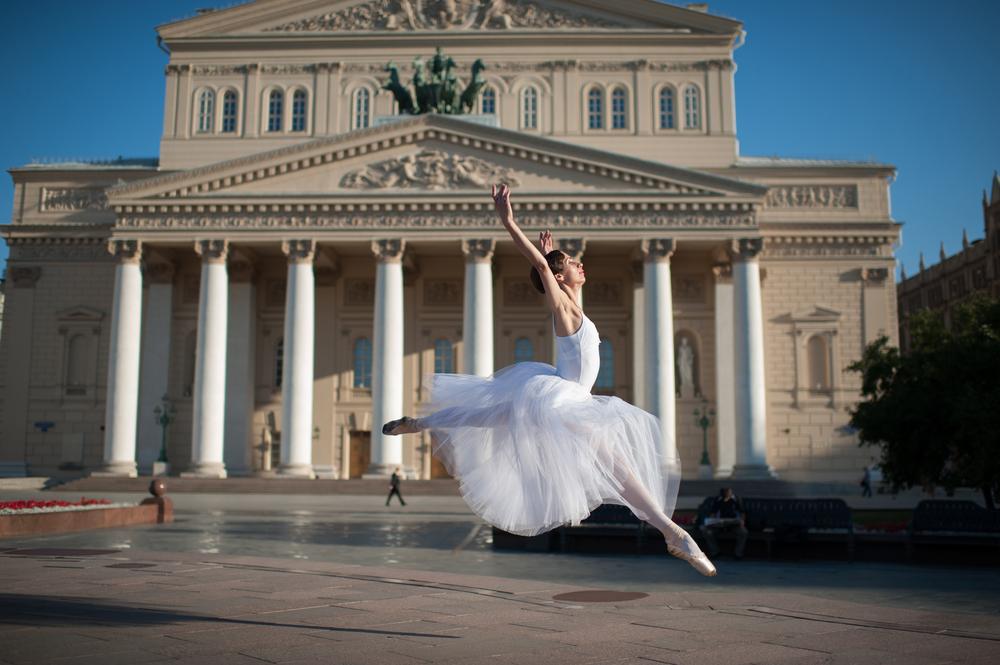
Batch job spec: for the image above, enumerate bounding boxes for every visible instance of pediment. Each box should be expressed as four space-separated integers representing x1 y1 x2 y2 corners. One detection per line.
56 306 105 322
159 0 741 38
108 115 765 205
787 306 842 323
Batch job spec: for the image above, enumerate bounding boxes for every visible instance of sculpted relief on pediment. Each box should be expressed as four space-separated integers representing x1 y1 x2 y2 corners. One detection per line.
264 0 629 32
340 149 521 190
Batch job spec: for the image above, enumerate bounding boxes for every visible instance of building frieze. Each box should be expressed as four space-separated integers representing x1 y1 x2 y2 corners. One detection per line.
263 0 629 33
762 235 895 258
765 185 858 209
7 237 111 262
340 148 521 190
116 210 756 231
41 187 109 212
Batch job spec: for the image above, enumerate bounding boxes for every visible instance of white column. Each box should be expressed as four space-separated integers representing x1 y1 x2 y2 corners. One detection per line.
97 240 143 477
641 239 677 469
712 263 735 478
461 239 495 377
279 240 316 477
136 258 174 474
368 239 405 476
731 238 775 478
631 261 645 409
224 253 256 476
185 239 229 478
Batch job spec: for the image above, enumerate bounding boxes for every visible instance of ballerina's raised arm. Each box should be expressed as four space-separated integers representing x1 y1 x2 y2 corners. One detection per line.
491 184 582 336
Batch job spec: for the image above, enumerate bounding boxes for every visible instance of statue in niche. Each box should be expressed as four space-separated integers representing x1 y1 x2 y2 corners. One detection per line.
675 334 700 399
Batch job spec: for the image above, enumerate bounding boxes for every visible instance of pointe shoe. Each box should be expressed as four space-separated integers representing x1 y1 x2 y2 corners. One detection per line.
381 417 420 436
667 532 717 577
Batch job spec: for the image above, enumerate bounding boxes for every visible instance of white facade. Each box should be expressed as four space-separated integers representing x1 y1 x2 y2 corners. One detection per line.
0 0 900 481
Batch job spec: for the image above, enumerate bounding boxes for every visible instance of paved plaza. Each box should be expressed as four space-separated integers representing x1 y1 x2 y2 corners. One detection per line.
2 491 999 664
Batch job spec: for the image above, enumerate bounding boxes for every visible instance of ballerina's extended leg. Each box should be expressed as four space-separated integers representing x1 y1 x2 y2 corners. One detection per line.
383 402 514 436
615 463 716 577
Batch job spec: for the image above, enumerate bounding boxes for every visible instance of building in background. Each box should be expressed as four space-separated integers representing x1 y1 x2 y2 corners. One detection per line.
897 173 1000 352
0 0 899 481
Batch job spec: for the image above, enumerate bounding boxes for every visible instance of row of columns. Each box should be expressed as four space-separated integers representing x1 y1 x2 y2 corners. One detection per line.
98 235 772 479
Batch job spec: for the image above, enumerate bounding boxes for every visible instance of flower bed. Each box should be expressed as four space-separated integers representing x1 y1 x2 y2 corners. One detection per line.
0 491 173 538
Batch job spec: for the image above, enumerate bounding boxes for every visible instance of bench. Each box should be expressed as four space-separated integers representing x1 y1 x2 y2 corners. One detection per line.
906 500 1000 559
558 503 645 554
696 497 855 560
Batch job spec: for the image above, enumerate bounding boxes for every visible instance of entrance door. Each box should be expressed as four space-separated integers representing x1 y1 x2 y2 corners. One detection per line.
349 431 371 478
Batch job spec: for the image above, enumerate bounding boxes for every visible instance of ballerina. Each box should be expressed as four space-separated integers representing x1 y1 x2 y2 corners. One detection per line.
383 184 716 576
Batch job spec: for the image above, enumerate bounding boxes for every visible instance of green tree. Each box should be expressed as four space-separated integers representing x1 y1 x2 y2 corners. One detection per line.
848 294 1000 509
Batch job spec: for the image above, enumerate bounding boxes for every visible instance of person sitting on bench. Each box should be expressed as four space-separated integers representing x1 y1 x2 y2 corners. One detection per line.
700 487 748 559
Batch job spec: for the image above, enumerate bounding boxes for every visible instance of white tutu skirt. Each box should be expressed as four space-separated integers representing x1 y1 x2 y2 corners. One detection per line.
420 362 681 537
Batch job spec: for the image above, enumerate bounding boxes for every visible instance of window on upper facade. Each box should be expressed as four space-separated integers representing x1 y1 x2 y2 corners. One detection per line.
807 335 831 393
480 86 497 115
353 88 371 129
659 87 675 129
521 86 538 129
514 337 534 363
595 337 614 391
274 339 284 389
611 86 628 130
684 84 701 129
197 89 215 134
291 89 308 132
353 337 372 389
267 89 283 133
587 88 604 130
433 339 454 374
221 90 238 133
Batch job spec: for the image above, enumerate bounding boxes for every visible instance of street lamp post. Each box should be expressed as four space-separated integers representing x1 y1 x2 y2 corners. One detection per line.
694 399 715 479
153 395 176 477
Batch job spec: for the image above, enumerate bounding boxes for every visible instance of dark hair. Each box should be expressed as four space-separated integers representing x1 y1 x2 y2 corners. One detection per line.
529 250 567 294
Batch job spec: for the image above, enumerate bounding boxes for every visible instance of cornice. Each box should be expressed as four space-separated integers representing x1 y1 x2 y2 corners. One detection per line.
108 115 766 202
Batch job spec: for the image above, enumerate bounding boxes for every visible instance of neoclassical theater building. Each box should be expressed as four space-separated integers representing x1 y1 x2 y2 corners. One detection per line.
0 0 900 482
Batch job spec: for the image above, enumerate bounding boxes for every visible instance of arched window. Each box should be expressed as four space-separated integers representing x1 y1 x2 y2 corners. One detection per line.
480 85 497 115
353 337 372 389
658 87 675 129
291 89 308 132
595 337 614 391
353 88 371 129
65 334 90 393
221 90 238 133
807 335 831 393
521 86 538 129
684 84 701 129
197 89 215 134
274 339 284 389
587 87 604 130
610 86 628 130
267 89 284 132
514 337 534 363
433 339 454 374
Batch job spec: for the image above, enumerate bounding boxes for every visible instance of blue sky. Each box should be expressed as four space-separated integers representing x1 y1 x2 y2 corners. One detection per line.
1 0 998 280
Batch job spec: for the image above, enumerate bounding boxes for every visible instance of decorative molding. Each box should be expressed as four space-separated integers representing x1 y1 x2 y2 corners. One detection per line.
640 238 675 262
861 267 889 284
585 279 622 306
732 238 764 260
10 266 42 288
372 238 406 262
107 239 142 264
673 274 706 303
461 238 495 262
344 278 376 305
281 239 317 263
711 263 732 281
41 187 109 212
194 239 228 263
8 238 109 262
259 63 316 75
341 149 521 190
117 210 755 231
503 278 541 305
263 0 629 33
762 236 895 259
423 279 461 305
191 64 249 76
645 59 734 72
556 237 585 259
765 185 858 209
